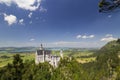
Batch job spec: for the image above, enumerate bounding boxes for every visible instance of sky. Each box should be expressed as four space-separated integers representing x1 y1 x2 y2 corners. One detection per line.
0 0 120 48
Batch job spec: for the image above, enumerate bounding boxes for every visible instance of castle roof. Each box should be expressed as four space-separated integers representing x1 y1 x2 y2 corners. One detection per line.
37 50 51 55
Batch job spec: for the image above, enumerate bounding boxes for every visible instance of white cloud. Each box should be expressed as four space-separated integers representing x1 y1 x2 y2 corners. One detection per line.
89 35 95 38
108 15 112 18
3 13 17 25
0 0 12 6
76 34 95 39
19 19 24 24
28 12 32 18
39 6 47 12
76 35 82 39
82 35 88 39
101 37 117 42
101 34 117 42
0 0 42 11
30 38 35 41
105 34 113 37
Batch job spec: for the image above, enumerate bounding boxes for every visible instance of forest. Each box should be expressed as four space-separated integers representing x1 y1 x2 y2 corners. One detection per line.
0 39 120 80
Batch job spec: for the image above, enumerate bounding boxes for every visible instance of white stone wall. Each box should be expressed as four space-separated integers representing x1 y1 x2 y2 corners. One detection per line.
35 51 61 67
49 56 60 67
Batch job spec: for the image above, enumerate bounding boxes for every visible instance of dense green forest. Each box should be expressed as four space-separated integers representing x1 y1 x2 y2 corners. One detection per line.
0 39 120 80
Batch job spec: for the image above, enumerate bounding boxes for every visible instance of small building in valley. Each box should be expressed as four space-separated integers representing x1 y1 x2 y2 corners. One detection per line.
35 44 63 67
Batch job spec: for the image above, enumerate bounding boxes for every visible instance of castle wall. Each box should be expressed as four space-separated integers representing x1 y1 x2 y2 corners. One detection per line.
35 45 62 67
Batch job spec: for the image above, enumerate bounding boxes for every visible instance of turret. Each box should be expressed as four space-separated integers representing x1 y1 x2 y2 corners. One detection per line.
40 44 44 50
60 50 63 58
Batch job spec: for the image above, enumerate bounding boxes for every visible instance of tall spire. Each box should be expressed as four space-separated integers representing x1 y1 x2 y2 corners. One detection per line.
40 44 43 50
60 50 63 58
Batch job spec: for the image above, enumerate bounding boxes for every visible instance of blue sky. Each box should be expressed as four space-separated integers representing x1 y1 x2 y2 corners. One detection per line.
0 0 119 48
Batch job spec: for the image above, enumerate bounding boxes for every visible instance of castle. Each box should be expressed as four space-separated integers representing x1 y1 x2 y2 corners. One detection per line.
35 44 63 67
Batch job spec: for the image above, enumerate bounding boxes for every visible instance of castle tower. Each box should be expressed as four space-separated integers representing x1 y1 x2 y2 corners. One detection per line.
39 44 45 62
40 44 43 50
35 51 39 64
43 50 45 62
60 50 63 58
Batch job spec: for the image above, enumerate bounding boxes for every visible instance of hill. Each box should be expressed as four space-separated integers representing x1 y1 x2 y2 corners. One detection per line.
96 39 120 64
95 39 120 80
93 39 120 56
101 39 120 51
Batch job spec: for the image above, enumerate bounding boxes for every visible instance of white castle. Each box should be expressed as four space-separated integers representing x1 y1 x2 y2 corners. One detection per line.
35 44 63 67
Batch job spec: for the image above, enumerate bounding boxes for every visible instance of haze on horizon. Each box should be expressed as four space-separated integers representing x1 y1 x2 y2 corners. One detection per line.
0 0 119 48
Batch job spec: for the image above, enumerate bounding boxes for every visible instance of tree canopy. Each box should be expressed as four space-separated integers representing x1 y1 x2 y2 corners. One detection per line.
99 0 120 12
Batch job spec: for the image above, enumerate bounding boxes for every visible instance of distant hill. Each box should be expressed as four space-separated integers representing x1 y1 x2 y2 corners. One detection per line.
96 39 120 67
0 47 37 53
0 46 98 54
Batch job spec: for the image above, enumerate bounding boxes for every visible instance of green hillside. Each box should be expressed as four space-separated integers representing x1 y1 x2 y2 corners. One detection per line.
95 39 120 80
100 39 120 52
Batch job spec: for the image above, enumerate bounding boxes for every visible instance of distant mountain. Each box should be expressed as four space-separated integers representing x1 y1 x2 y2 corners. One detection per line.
0 47 37 53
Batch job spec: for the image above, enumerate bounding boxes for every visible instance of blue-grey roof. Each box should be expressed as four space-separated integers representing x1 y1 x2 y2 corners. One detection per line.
37 50 51 55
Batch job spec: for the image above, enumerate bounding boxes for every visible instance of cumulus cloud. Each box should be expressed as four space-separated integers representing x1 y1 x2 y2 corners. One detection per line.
30 38 35 41
0 0 42 11
76 35 82 39
101 37 117 42
28 12 32 18
89 35 95 38
19 19 24 24
108 15 112 18
76 34 95 39
39 6 47 12
101 34 117 42
3 13 17 25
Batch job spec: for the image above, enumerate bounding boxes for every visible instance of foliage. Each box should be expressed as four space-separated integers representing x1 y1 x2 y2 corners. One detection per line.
117 38 120 44
98 0 120 12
